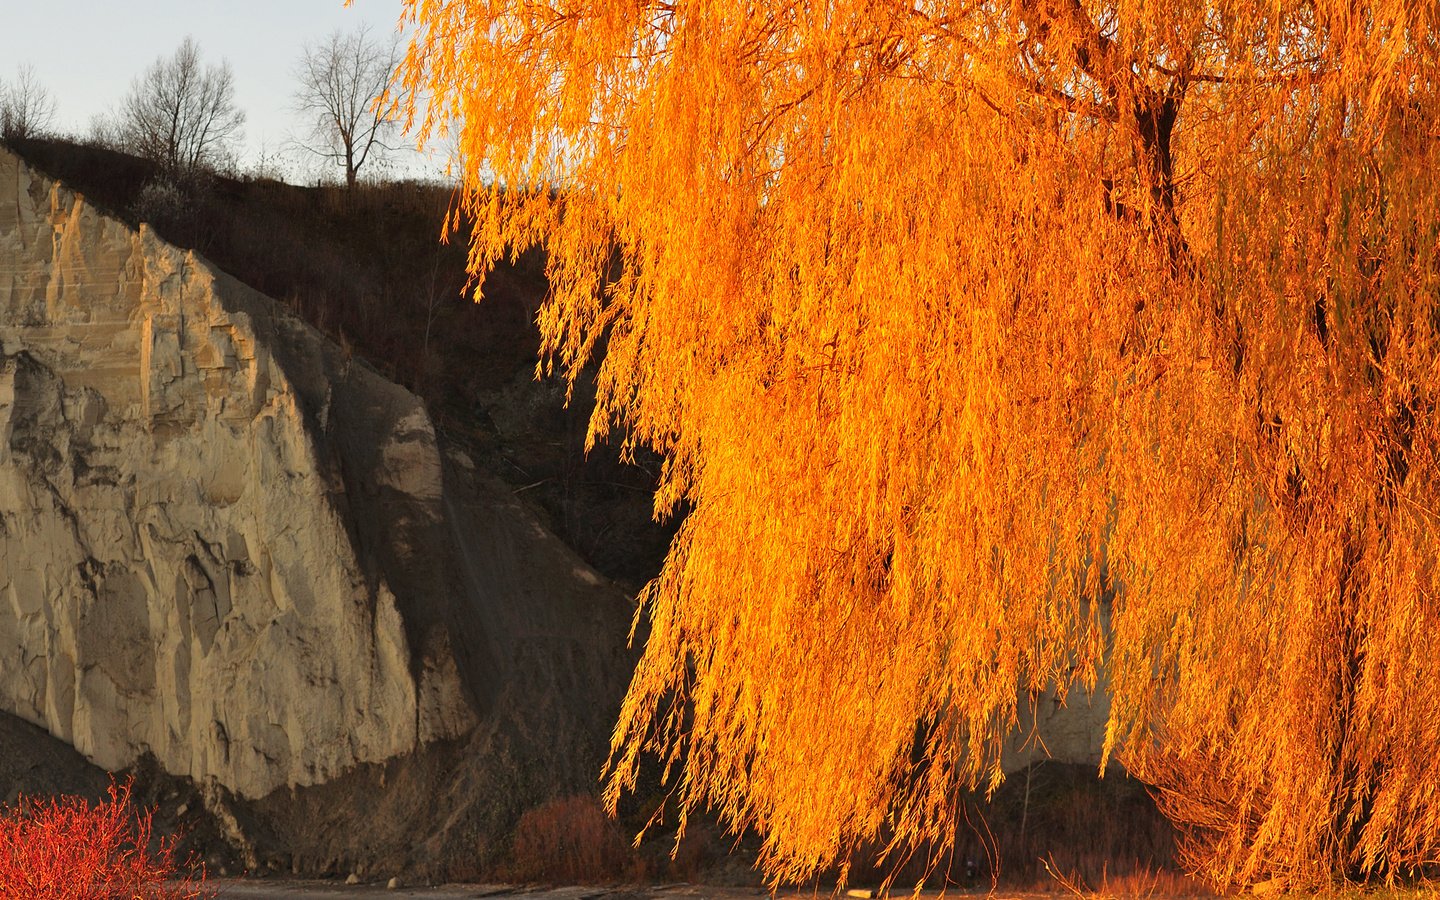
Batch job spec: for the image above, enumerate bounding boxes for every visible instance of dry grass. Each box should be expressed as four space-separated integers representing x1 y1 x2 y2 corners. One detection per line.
1307 884 1440 900
1041 856 1210 898
765 763 1195 895
944 763 1183 892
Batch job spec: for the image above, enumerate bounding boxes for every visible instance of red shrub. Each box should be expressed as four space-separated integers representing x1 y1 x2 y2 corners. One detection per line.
509 794 634 883
0 777 212 899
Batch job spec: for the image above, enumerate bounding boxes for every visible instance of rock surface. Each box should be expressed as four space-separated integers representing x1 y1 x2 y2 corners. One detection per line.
1002 682 1112 772
0 148 634 872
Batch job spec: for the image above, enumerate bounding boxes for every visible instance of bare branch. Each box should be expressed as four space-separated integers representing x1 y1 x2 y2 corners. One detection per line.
117 37 246 177
292 25 402 189
0 64 57 143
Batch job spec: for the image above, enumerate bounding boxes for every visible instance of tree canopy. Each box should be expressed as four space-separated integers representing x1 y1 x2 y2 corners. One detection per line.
398 1 1440 889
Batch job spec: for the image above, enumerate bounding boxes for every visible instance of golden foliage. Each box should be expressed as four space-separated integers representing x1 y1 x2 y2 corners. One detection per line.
398 0 1440 889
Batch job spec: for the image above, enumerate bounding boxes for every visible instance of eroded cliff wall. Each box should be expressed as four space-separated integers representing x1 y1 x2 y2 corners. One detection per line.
0 148 631 822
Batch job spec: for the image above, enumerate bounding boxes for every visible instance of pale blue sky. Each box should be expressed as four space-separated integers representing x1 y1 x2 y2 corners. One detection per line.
0 0 442 180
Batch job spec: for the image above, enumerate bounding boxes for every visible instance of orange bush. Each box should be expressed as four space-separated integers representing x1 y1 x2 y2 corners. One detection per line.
0 777 211 899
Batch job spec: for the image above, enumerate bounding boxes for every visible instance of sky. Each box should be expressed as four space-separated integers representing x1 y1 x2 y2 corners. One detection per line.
0 0 442 181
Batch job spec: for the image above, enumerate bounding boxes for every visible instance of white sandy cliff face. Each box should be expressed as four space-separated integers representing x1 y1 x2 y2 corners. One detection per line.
0 148 488 799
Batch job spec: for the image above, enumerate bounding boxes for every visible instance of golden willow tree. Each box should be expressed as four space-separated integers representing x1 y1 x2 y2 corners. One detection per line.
397 0 1440 889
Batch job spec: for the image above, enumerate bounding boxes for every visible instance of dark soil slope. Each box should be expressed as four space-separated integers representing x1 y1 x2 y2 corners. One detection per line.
0 711 107 804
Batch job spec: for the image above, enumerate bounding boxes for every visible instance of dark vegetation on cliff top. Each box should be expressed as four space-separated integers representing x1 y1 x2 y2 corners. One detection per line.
10 136 674 591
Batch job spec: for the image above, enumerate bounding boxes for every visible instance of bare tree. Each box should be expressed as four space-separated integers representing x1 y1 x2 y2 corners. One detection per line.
119 37 245 176
0 65 57 143
293 25 400 188
84 112 120 151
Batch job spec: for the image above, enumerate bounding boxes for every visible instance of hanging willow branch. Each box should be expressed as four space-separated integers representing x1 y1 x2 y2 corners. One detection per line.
398 0 1440 889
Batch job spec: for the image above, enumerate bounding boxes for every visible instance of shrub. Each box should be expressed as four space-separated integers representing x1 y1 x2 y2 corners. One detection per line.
130 178 191 228
508 794 633 883
0 777 212 899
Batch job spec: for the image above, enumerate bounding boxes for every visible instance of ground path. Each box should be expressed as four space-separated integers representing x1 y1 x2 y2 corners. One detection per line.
210 881 963 900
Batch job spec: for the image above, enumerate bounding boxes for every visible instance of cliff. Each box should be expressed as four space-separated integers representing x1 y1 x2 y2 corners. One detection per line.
0 147 634 876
